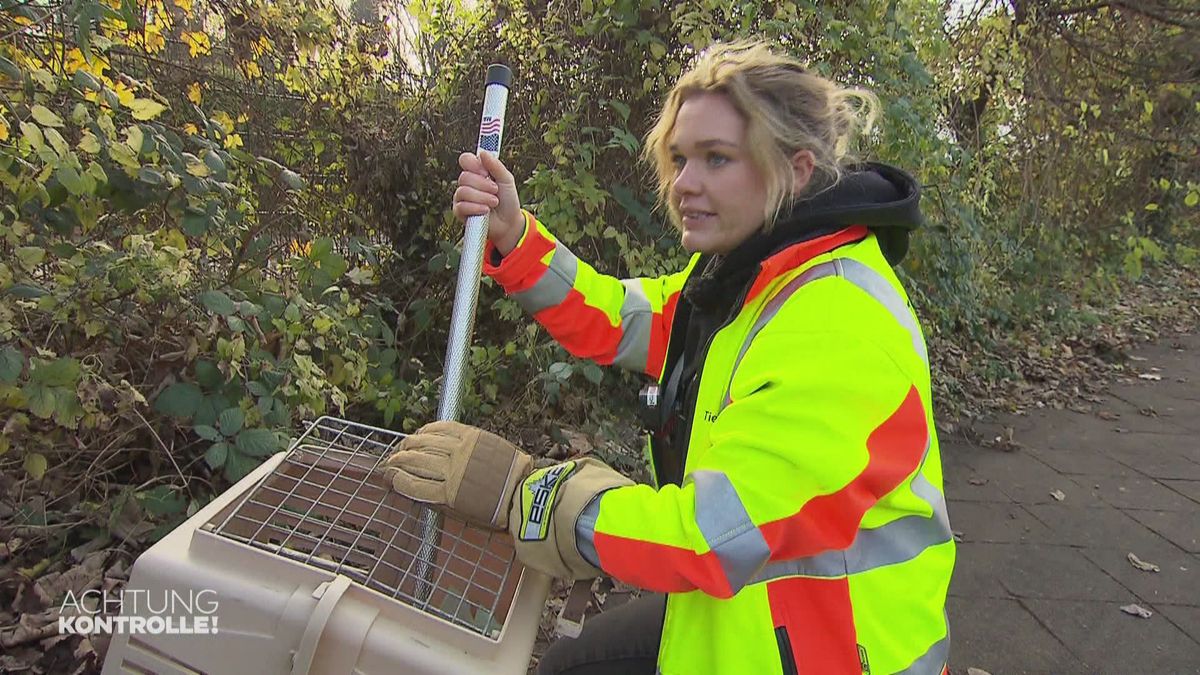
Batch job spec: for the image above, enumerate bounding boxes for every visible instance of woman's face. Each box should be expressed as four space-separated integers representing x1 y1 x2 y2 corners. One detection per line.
669 92 769 255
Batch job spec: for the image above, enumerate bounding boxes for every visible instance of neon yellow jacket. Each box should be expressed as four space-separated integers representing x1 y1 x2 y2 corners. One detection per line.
485 212 954 675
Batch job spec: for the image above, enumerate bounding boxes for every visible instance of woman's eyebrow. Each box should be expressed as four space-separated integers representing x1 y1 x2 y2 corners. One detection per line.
668 139 740 152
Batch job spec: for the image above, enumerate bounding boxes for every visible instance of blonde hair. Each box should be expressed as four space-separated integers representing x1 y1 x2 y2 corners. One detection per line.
644 40 879 231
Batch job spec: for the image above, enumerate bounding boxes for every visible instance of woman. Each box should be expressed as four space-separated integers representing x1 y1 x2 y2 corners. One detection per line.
383 40 955 675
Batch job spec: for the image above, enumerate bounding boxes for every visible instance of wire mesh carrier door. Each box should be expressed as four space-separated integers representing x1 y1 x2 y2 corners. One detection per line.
101 416 551 675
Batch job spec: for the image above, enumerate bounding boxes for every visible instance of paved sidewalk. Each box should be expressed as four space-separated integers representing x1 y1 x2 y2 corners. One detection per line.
945 331 1200 674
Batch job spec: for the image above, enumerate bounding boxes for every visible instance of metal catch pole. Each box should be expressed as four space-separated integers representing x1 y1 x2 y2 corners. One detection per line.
416 64 513 602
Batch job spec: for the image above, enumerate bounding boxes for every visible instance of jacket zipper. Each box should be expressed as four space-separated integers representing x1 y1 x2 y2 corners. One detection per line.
775 626 799 675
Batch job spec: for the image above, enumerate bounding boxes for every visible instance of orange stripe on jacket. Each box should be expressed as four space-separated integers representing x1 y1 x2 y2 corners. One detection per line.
759 386 929 559
768 576 861 674
483 217 557 293
532 288 625 365
592 531 735 597
588 387 927 598
744 226 869 305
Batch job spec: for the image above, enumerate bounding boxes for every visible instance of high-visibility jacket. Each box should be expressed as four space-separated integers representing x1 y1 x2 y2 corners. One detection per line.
485 211 955 675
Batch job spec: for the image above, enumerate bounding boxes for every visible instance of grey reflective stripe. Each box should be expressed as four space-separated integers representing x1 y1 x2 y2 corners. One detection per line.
837 258 928 365
724 262 836 404
575 493 603 568
511 241 578 313
693 470 772 593
896 634 949 675
723 257 927 407
612 279 652 371
752 440 952 583
511 245 652 372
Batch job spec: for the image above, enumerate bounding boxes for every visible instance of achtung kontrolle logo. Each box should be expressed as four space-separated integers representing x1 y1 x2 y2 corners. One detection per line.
58 589 220 636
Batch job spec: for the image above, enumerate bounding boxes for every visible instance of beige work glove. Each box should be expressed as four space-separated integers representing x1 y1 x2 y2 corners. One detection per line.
381 420 532 530
508 457 634 579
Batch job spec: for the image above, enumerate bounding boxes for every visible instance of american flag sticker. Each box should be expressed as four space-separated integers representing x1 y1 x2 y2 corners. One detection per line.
480 116 502 134
479 133 500 152
478 116 503 152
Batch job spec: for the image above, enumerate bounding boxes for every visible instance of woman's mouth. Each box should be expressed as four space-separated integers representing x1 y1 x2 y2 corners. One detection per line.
681 210 716 227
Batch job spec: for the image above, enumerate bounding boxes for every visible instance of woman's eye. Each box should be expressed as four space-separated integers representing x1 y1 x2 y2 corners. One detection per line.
670 155 686 168
708 153 728 167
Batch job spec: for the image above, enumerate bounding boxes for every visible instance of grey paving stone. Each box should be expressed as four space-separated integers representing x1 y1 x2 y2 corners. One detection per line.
1065 425 1200 462
947 597 1087 675
1124 342 1200 380
944 473 1012 502
1027 406 1195 449
1149 378 1200 404
1155 604 1200 647
1105 447 1200 481
940 439 995 472
1083 395 1197 434
947 501 1057 544
1164 479 1200 505
1081 544 1200 606
1025 447 1133 476
1127 509 1200 553
1106 384 1200 433
1024 504 1179 551
1070 474 1198 511
949 542 1129 601
1023 599 1200 673
949 542 1012 600
969 452 1105 506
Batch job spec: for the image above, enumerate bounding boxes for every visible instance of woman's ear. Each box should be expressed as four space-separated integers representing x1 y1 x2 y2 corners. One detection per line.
791 149 815 195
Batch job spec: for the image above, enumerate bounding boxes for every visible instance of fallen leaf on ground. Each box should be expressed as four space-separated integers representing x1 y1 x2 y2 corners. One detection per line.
967 668 994 675
1129 355 1148 362
1097 411 1119 420
1137 373 1162 380
0 610 58 649
1127 552 1160 573
1050 489 1066 501
968 478 987 486
1120 603 1153 618
12 580 50 614
37 552 107 611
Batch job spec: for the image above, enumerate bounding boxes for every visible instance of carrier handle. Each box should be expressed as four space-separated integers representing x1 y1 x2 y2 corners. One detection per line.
291 575 353 675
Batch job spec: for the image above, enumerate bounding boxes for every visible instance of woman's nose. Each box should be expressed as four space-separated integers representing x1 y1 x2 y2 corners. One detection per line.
672 162 700 196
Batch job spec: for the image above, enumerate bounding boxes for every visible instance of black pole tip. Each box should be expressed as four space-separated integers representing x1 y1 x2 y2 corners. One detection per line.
486 64 512 88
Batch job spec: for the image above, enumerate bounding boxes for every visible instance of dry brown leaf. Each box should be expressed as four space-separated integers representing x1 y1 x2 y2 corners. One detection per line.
0 610 58 649
1127 552 1160 573
967 669 994 675
0 537 23 563
39 552 106 605
968 478 987 486
1097 411 1119 421
12 580 50 614
1120 603 1153 618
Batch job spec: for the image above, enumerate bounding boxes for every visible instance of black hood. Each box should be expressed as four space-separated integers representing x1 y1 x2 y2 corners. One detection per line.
784 161 923 265
683 161 922 312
